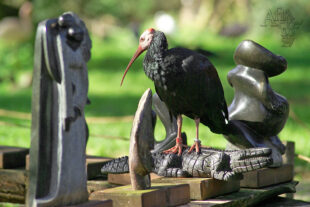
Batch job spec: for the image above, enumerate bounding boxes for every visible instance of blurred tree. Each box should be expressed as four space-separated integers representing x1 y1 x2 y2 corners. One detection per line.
0 2 19 19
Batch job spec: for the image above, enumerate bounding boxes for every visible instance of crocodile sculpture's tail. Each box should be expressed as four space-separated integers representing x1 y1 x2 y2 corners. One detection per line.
101 156 129 174
101 147 272 181
227 148 272 174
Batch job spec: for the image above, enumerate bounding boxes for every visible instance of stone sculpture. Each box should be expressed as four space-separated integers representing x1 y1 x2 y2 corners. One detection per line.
226 40 289 166
152 40 289 167
101 89 273 182
27 12 91 206
102 147 272 181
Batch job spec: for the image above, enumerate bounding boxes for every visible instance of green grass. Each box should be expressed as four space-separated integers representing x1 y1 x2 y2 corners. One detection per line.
0 29 309 168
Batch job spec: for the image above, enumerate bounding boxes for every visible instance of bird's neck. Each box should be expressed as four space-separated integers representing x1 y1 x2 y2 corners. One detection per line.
143 31 168 81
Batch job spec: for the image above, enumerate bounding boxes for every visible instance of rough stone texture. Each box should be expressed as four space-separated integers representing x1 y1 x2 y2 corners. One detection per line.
89 185 167 207
153 177 240 200
0 146 28 169
108 173 161 185
27 12 92 207
183 181 298 207
0 169 27 203
129 88 154 190
240 164 293 188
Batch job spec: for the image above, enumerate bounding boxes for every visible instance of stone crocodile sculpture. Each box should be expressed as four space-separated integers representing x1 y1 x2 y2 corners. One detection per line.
101 147 272 181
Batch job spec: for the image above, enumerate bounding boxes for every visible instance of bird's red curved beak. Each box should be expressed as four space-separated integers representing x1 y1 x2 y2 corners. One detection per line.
121 45 146 86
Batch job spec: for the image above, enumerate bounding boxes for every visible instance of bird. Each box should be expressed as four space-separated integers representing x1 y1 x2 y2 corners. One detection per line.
121 28 229 155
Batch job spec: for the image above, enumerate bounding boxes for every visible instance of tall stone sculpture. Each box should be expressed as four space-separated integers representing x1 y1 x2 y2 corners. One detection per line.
27 12 91 206
227 40 289 167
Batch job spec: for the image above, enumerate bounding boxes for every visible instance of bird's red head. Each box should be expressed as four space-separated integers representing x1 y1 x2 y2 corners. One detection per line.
121 28 156 86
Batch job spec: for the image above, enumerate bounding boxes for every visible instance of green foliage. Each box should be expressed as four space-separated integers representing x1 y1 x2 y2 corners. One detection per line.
33 0 180 24
0 40 33 82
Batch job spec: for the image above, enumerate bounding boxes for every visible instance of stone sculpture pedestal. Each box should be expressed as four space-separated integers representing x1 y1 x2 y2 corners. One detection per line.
89 183 189 207
108 173 161 185
240 164 293 188
153 177 240 200
240 141 295 188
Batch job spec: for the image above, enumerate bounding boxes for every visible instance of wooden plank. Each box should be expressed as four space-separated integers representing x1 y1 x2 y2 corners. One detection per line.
66 200 113 207
87 180 120 194
155 183 190 207
153 177 240 200
0 146 28 169
182 181 298 207
0 170 119 204
108 173 161 185
240 164 293 188
0 169 27 203
89 185 167 207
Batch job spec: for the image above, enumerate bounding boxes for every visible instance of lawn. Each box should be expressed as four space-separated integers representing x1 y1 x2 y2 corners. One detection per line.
0 28 309 170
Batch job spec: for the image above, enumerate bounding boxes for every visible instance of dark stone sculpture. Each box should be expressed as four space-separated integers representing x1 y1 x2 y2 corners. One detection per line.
102 89 273 181
227 40 289 166
27 12 91 206
102 147 272 181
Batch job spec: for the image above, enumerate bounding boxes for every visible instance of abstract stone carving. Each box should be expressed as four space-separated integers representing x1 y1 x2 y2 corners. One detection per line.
227 40 289 167
27 12 91 206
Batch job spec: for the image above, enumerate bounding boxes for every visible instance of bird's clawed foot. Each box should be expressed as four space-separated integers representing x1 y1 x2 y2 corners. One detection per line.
163 137 186 156
188 138 201 154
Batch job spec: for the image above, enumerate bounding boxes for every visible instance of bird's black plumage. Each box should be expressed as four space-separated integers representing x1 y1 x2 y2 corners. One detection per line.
143 31 229 134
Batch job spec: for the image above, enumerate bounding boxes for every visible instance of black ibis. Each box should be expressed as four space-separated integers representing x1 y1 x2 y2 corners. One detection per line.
121 28 229 155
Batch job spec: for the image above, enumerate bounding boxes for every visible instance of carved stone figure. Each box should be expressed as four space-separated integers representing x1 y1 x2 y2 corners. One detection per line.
102 147 272 181
27 12 91 207
227 40 289 166
101 89 273 181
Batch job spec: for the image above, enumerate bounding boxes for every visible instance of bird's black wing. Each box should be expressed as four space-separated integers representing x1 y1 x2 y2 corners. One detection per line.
159 47 228 133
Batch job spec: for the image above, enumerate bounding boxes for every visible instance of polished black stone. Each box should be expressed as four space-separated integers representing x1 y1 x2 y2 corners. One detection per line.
234 40 287 77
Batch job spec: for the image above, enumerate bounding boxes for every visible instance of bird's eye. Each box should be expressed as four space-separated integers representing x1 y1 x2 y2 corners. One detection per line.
140 37 145 41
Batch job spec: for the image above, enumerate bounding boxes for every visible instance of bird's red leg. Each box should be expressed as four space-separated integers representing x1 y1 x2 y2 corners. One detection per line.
188 118 201 153
163 115 185 156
